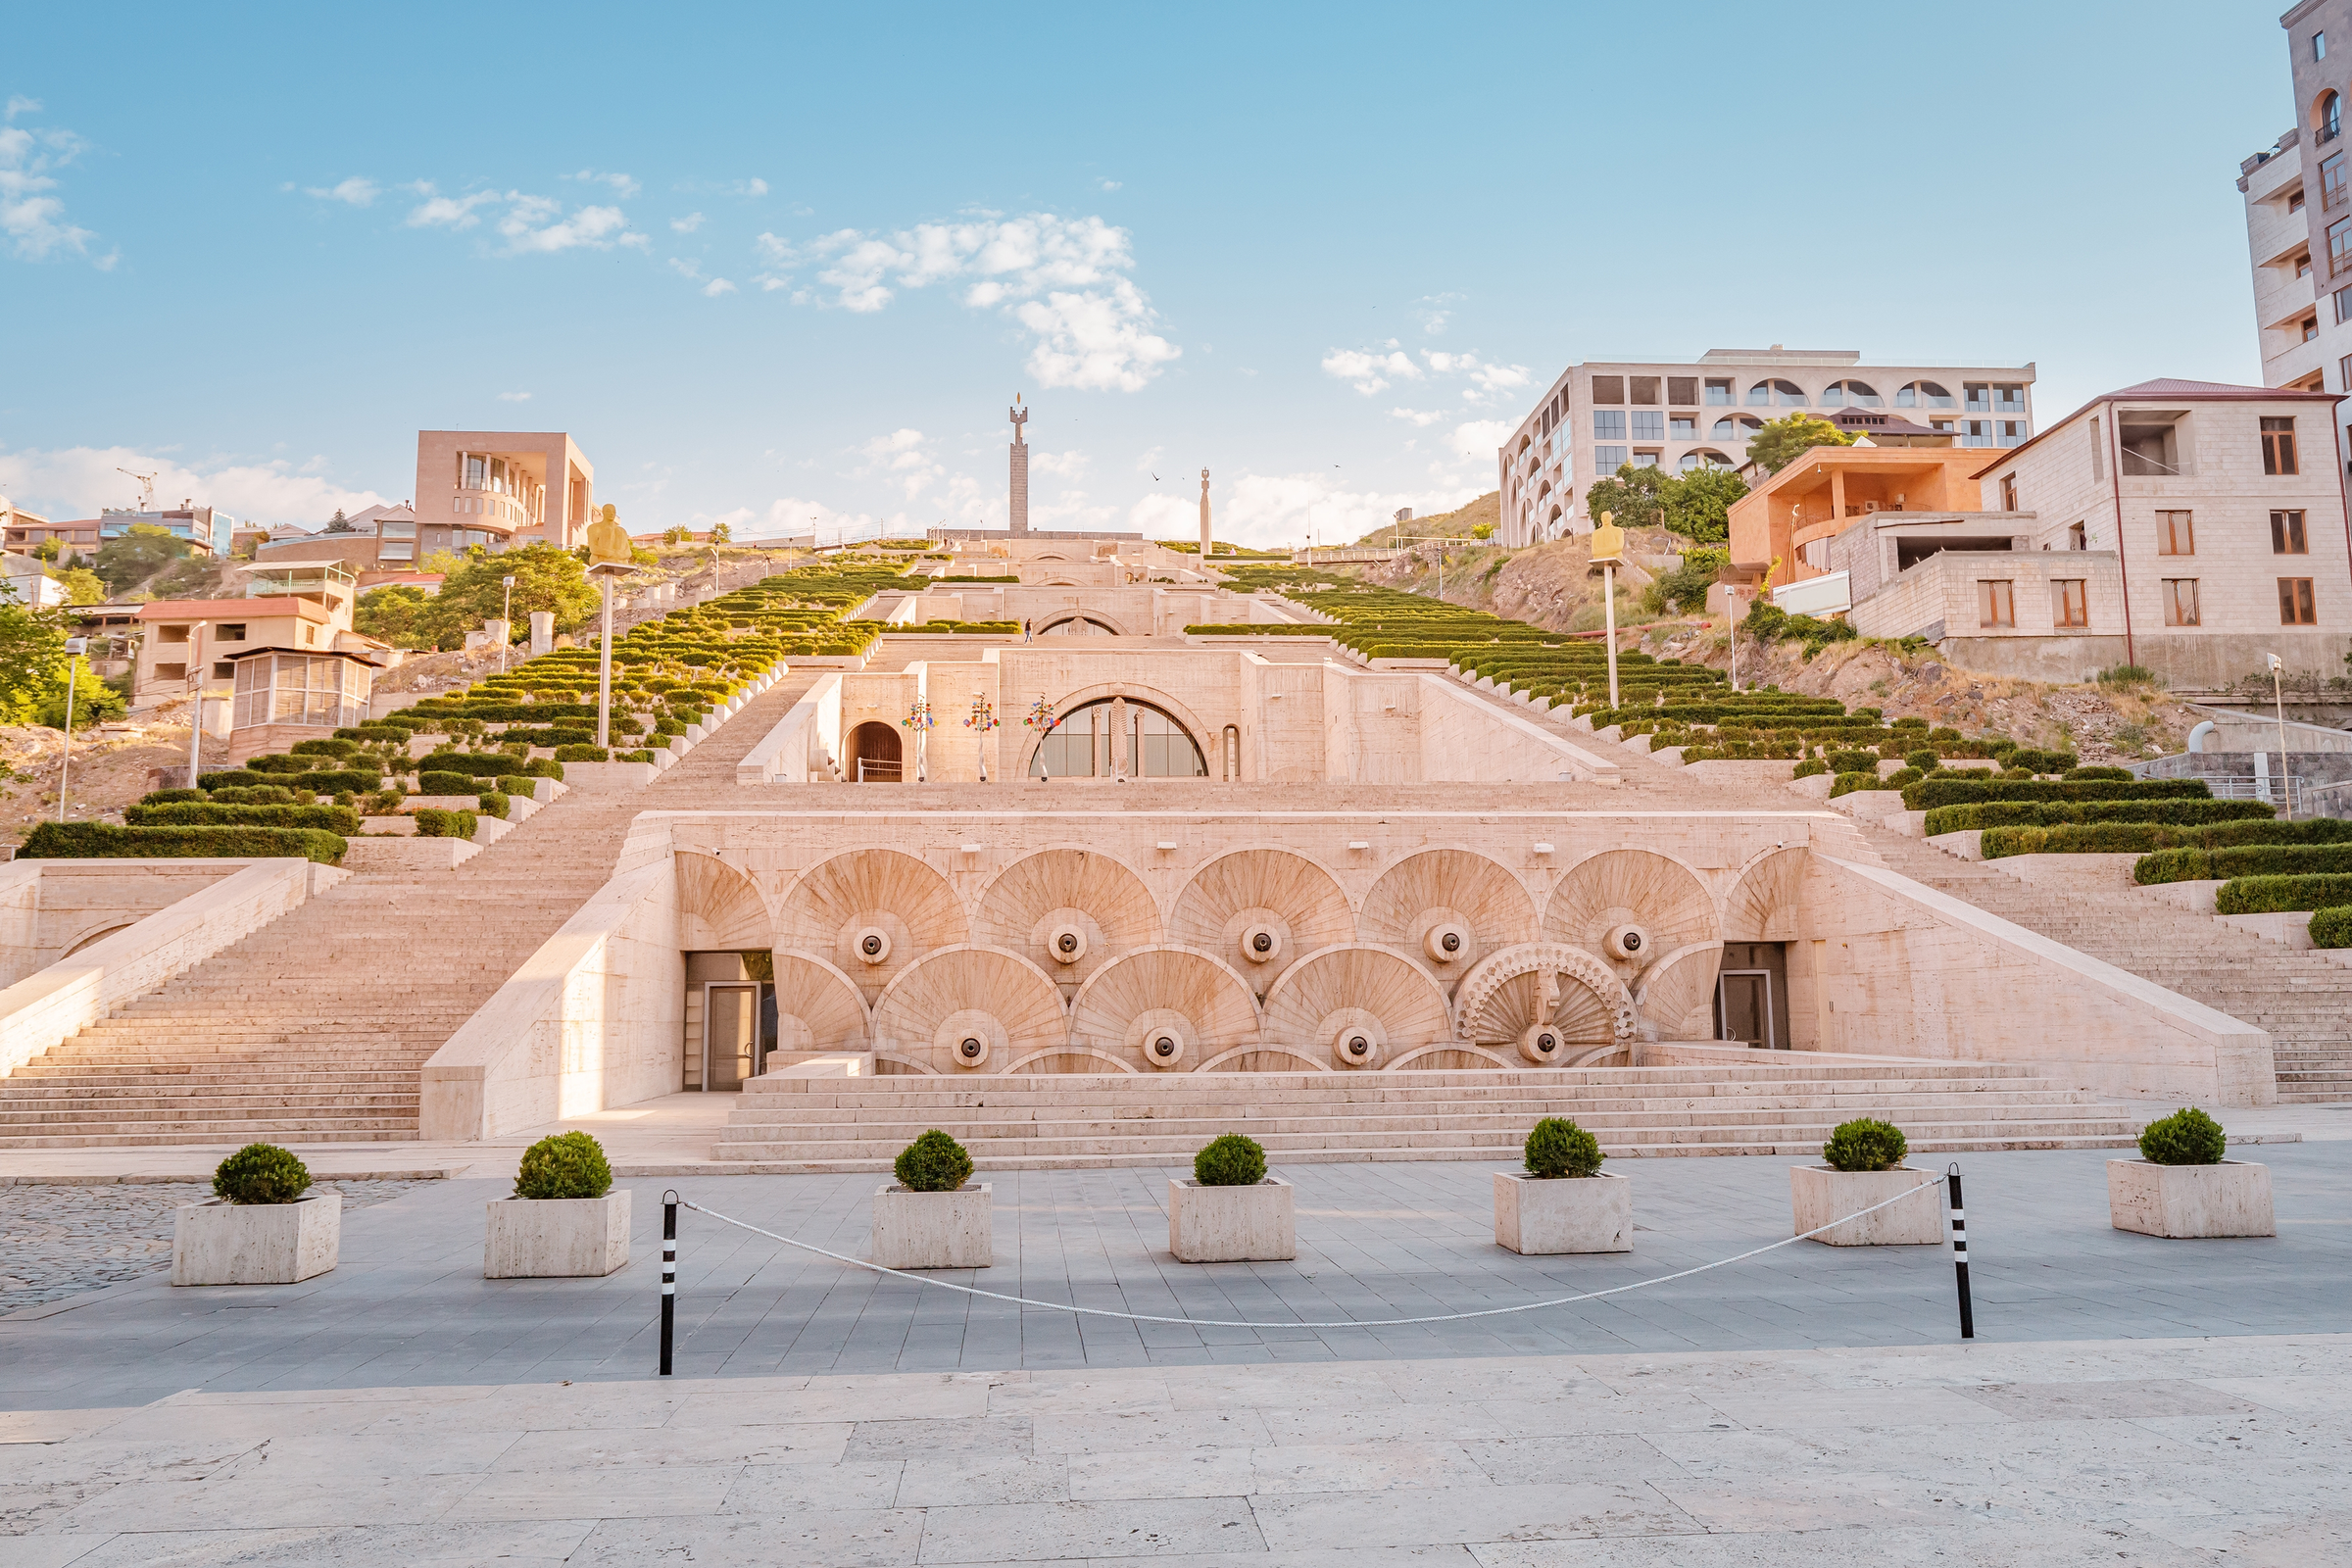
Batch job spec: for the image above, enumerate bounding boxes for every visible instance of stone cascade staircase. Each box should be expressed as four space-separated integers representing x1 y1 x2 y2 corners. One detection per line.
0 678 814 1150
1854 828 2352 1104
713 1060 2146 1172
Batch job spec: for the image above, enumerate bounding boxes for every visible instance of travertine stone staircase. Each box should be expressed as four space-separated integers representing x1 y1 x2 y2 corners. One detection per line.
713 1060 2145 1171
0 678 816 1149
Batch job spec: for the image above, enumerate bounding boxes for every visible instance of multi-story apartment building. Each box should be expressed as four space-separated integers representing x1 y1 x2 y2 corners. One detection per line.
1495 349 2036 548
412 430 594 555
100 502 233 557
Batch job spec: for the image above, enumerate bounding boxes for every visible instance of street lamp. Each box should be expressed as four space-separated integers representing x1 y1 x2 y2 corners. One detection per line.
1590 512 1625 710
185 621 208 787
57 637 87 823
2268 652 2291 812
500 574 515 673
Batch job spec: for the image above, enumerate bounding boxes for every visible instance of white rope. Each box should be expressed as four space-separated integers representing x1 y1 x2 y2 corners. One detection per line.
676 1180 1944 1331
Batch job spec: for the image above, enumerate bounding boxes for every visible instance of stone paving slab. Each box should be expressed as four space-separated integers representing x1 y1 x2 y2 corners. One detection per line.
3 1336 2347 1563
0 1146 2345 1411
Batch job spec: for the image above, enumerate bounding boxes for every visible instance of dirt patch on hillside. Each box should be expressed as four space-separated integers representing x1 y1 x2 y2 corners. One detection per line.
1 711 232 846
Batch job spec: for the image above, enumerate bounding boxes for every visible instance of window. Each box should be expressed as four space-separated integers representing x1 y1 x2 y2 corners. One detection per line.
2281 577 2320 624
1593 410 1626 440
2273 509 2310 553
1667 376 1697 406
1632 450 1663 469
2263 416 2300 474
2331 217 2352 276
2052 579 2087 628
2161 578 2201 626
2306 317 2324 343
1960 418 1995 448
1745 380 1773 406
217 622 247 642
2157 511 2195 555
1669 416 1695 438
1977 580 2015 628
158 624 189 644
2293 189 2308 213
1703 378 1733 405
1590 375 1625 405
1998 420 2026 447
1594 446 1628 471
1825 378 1882 407
1629 376 1660 405
2300 254 2315 279
1994 384 2027 413
1028 699 1206 779
1897 380 1954 409
2318 29 2328 60
1999 474 2018 512
2341 353 2352 391
2327 153 2348 212
1966 383 1991 413
1631 410 1664 440
2326 91 2343 142
2069 521 2087 551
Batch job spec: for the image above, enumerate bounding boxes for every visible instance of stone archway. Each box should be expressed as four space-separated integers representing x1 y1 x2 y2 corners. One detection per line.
846 721 902 783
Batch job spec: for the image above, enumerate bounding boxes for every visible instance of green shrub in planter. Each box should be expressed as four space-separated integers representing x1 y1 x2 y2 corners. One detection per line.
290 737 360 759
2216 872 2352 914
1523 1116 1604 1179
2063 764 2132 781
474 792 511 819
555 744 609 761
412 808 478 839
1904 749 1938 772
214 1143 312 1204
1791 758 1829 779
1827 770 1879 799
416 770 475 795
1826 749 1877 775
2312 906 2352 948
894 1128 974 1192
1822 1117 1907 1172
1193 1133 1267 1187
525 758 564 781
514 1131 613 1199
498 774 535 799
2137 1106 2226 1166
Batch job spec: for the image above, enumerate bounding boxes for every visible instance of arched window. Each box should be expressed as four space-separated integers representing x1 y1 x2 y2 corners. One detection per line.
2321 89 2342 139
1030 699 1206 779
1679 449 1734 473
1039 614 1118 636
1825 379 1883 408
1715 416 1766 451
1896 379 1954 409
1744 380 1774 406
1750 379 1806 406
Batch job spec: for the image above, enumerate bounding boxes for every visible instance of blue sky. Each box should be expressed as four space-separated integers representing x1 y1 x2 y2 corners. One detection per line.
0 2 2308 547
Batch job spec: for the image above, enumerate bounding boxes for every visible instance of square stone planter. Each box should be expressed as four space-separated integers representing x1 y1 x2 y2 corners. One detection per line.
1790 1165 1943 1247
172 1191 341 1285
1168 1175 1295 1262
2108 1159 2276 1239
1493 1170 1631 1254
871 1183 993 1269
484 1190 633 1278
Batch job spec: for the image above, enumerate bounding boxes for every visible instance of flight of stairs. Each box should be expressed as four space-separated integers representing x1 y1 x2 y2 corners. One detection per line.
711 1060 2147 1172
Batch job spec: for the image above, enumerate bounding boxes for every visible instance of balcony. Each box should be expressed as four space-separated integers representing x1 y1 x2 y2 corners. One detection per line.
238 562 357 607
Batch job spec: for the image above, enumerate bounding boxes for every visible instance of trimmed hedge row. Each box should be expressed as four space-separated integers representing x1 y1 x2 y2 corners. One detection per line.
1923 798 2279 835
1981 818 2346 861
199 767 380 795
411 808 477 840
1906 777 2213 809
125 803 360 832
19 822 346 864
2215 873 2352 914
2134 842 2352 885
417 752 524 778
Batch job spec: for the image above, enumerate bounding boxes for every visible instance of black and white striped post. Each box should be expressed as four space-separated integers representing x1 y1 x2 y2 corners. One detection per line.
660 1190 678 1375
1945 1162 1974 1340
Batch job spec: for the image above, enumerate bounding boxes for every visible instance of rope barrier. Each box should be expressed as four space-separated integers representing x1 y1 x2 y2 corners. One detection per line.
674 1179 1945 1332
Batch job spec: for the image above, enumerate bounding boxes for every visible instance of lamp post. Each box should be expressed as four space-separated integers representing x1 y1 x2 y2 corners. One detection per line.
57 637 87 823
2269 652 2291 812
1590 511 1624 710
500 574 515 673
185 621 207 787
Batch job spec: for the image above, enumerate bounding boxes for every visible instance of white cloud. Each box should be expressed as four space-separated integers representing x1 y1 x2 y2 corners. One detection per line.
567 170 641 198
854 428 946 501
304 175 377 207
1449 419 1512 460
1423 350 1531 401
1097 177 1121 191
754 271 790 291
732 177 768 197
702 276 736 297
0 103 102 265
1415 292 1463 334
1031 449 1086 479
772 213 1179 391
1389 408 1447 427
1322 348 1421 395
1127 470 1479 551
398 182 647 253
667 257 703 279
0 443 387 526
498 391 532 402
404 184 501 228
671 211 705 232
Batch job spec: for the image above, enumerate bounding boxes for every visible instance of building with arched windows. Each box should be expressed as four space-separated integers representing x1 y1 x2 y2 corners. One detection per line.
1496 349 2037 548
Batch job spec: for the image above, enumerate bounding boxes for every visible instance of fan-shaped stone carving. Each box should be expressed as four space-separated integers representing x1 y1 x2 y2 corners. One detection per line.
1725 847 1806 944
769 953 870 1053
1633 942 1724 1040
1360 849 1539 993
1260 945 1452 1059
1168 850 1354 992
1070 947 1261 1069
675 852 774 952
1453 942 1637 1045
974 849 1161 997
775 850 969 1004
1544 850 1717 990
869 945 1067 1074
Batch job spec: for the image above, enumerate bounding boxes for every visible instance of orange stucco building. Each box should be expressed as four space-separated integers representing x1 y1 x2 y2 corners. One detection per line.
1726 445 1999 590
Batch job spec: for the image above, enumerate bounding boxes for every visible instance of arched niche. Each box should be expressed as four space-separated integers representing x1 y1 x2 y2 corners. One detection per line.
1260 944 1453 1066
1167 847 1355 994
675 851 774 952
1452 942 1637 1050
1359 848 1538 997
1027 697 1206 779
869 944 1068 1074
775 849 969 1005
973 848 1161 995
1544 848 1718 990
1012 682 1218 780
769 953 871 1053
1725 846 1806 944
1069 946 1261 1070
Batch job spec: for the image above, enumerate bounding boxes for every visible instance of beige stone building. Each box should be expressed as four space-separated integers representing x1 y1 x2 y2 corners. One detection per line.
1497 349 2037 547
413 431 594 554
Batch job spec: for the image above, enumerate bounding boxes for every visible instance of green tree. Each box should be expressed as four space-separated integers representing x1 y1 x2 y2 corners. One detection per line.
1746 413 1854 476
323 509 353 534
662 523 690 545
1583 463 1672 532
45 565 107 605
38 657 127 730
0 582 69 725
1664 466 1748 543
422 543 599 646
355 584 437 648
92 523 191 595
711 521 732 544
1642 546 1729 615
30 538 61 563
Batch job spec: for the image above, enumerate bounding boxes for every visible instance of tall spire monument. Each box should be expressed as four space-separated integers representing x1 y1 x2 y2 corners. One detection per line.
1007 395 1030 535
1198 467 1211 557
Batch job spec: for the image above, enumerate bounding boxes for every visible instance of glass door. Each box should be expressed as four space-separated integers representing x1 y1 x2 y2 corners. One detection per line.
1715 970 1775 1050
703 983 760 1090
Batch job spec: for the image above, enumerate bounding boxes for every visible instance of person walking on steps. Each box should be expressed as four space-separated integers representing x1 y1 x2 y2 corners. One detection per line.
1022 618 1032 643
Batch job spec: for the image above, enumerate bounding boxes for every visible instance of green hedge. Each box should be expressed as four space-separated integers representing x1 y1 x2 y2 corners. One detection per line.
416 771 478 796
1906 777 2212 809
417 753 522 777
1923 798 2278 835
474 792 510 819
2136 842 2352 885
125 803 360 832
554 744 609 761
1827 771 1884 799
2311 906 2352 948
1985 818 2345 862
19 822 346 864
199 766 379 795
2216 873 2352 914
411 808 478 840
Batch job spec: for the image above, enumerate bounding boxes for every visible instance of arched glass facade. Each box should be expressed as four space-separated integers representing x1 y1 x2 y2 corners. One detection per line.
1030 700 1207 779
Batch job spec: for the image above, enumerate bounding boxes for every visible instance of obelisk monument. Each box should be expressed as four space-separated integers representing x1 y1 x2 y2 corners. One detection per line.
1198 466 1211 556
1008 396 1030 535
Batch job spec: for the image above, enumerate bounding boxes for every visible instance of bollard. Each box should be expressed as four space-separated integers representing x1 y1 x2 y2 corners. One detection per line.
661 1190 678 1375
1945 1163 1974 1341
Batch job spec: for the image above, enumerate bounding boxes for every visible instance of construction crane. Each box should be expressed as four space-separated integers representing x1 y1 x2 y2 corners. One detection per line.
116 467 157 512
